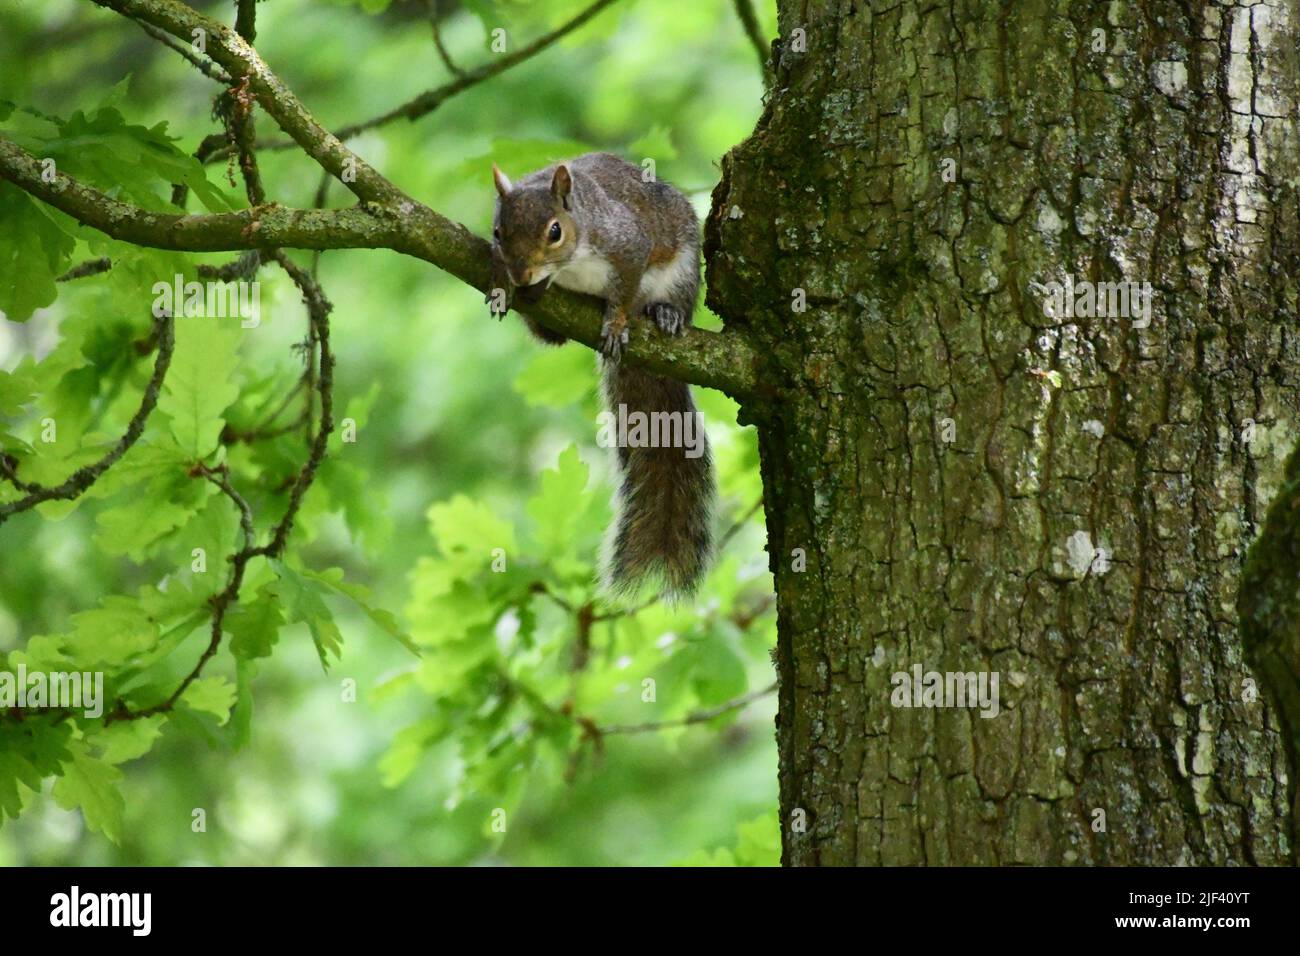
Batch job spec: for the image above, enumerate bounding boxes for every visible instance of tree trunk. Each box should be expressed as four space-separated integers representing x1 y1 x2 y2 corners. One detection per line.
706 0 1300 865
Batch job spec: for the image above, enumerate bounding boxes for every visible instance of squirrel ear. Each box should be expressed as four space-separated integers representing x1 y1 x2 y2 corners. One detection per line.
551 164 572 209
492 164 512 197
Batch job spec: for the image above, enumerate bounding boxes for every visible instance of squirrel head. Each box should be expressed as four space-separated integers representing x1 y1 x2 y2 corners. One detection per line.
491 163 578 288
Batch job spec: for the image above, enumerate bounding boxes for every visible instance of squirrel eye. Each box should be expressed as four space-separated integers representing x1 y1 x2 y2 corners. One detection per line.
492 227 500 241
547 221 562 244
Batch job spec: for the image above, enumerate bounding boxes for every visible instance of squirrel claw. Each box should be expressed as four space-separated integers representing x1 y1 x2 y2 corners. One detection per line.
646 303 686 336
600 318 630 362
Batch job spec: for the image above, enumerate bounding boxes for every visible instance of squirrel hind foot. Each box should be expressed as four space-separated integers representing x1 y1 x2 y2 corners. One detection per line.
645 302 687 335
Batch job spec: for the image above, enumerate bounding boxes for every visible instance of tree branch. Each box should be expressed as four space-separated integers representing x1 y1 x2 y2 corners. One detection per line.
91 0 393 205
0 135 758 396
17 0 759 395
0 137 403 250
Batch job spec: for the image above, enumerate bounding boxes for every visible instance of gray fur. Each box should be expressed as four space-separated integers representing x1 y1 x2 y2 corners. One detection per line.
489 152 715 599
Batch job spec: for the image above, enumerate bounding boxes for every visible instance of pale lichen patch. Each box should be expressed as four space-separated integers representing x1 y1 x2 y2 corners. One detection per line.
1151 60 1188 96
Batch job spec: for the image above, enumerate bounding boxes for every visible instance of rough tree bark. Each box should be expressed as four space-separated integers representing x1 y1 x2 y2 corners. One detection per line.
706 0 1300 864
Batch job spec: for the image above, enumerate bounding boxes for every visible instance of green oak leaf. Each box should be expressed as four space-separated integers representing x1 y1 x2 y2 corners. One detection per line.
93 716 165 765
159 315 242 459
526 443 604 562
426 493 517 577
52 743 125 844
179 676 237 725
270 562 344 669
226 585 286 662
0 182 76 321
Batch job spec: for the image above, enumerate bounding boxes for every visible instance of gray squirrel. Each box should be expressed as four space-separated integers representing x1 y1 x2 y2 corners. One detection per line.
487 152 714 598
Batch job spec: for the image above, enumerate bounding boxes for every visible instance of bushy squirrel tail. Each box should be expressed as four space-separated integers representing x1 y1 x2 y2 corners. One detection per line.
601 363 714 600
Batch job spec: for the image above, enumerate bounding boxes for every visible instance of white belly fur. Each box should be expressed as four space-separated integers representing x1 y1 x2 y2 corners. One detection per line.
552 244 614 295
637 245 695 302
552 244 695 302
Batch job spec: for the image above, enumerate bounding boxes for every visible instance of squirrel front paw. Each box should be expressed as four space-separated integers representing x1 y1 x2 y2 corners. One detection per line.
645 302 687 335
600 309 630 362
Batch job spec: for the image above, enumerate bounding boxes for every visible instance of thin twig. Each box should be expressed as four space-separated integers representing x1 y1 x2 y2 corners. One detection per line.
208 0 624 160
111 463 257 723
530 580 576 613
426 0 467 77
222 376 307 445
730 0 771 86
98 1 332 726
0 312 176 523
731 592 775 631
596 681 777 736
716 495 764 553
57 257 113 282
234 0 258 43
226 0 267 209
105 256 335 724
137 20 232 83
250 252 334 558
309 168 332 277
197 250 262 283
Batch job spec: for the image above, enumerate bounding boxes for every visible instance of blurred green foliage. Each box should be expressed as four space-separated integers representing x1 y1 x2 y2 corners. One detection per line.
0 0 778 865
